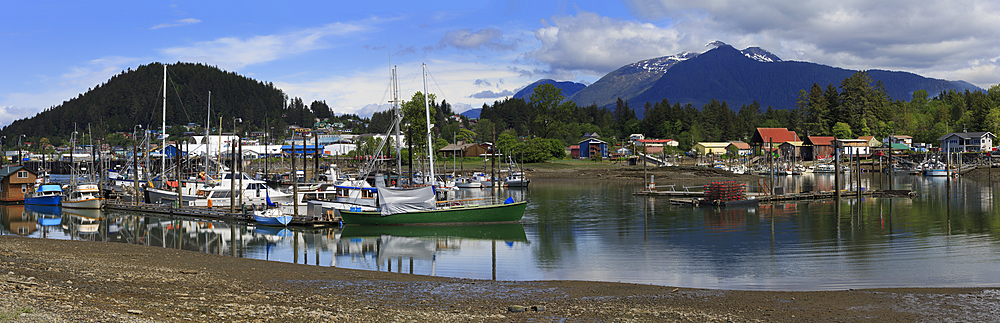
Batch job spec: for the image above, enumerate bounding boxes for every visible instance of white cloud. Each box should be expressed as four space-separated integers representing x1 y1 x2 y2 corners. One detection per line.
0 56 142 127
526 11 693 76
151 18 202 30
160 22 367 70
469 89 515 99
438 28 518 51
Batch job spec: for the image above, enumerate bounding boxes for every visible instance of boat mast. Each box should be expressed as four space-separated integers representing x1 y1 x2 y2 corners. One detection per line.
161 64 167 184
393 66 402 185
422 63 434 185
205 91 211 177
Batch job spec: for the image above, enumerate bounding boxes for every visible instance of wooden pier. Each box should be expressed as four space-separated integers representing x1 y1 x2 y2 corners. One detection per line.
105 202 343 227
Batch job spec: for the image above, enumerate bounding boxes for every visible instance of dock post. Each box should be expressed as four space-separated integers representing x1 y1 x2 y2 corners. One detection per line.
834 140 840 200
649 175 655 191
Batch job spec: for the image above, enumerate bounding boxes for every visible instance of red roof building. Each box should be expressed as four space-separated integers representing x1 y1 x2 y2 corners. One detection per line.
803 136 836 161
750 128 800 149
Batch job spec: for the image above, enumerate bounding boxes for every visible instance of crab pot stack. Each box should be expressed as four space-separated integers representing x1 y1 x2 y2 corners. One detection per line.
704 181 746 202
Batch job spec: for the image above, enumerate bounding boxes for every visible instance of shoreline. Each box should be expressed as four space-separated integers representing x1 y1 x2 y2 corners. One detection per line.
2 236 997 322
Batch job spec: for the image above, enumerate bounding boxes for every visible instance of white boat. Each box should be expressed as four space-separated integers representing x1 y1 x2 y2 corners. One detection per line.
62 184 105 209
504 171 530 188
252 208 292 226
455 175 483 188
188 172 293 208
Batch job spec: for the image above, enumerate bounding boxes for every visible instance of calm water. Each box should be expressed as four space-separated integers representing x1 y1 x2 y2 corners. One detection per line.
4 173 1000 291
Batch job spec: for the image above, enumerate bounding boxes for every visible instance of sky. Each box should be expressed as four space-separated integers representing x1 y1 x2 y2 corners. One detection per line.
2 0 999 128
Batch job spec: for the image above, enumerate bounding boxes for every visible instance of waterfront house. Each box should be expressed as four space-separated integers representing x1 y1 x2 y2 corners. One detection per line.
0 165 36 203
884 135 913 147
778 141 806 160
803 136 836 161
749 128 800 153
692 142 730 156
569 145 579 158
438 141 487 158
578 138 608 159
726 142 752 156
937 132 995 152
835 139 870 157
858 136 882 148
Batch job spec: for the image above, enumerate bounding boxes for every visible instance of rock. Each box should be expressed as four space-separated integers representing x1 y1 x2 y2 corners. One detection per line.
127 309 143 314
532 305 545 312
179 270 198 274
508 306 526 313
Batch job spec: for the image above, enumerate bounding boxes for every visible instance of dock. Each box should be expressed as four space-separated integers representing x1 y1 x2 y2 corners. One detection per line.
105 203 343 227
649 189 916 206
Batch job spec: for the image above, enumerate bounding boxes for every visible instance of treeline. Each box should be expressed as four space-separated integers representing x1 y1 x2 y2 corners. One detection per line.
476 71 1000 153
0 62 369 149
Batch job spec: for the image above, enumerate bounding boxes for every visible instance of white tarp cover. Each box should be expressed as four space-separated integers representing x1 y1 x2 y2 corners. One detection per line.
378 186 436 216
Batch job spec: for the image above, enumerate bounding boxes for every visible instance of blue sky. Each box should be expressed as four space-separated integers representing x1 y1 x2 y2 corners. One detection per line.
3 0 999 128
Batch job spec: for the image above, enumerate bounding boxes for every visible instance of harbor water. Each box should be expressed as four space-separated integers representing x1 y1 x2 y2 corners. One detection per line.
4 173 1000 291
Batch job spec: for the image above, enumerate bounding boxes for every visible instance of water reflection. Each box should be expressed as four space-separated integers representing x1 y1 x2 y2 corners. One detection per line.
4 174 1000 290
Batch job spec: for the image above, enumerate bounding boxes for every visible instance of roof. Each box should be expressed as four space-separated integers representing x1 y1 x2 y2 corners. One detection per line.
694 142 731 148
38 184 62 192
805 136 836 146
0 165 33 179
569 145 579 149
752 128 800 144
937 132 996 141
636 139 677 144
780 141 805 147
727 142 751 149
889 135 913 139
438 142 479 152
888 143 910 150
578 138 607 145
836 139 870 147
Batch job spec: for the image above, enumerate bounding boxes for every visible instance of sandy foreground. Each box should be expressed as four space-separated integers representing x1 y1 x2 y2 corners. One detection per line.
2 236 999 322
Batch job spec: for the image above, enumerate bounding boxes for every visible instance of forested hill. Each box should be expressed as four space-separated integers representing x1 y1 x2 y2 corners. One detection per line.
0 62 319 142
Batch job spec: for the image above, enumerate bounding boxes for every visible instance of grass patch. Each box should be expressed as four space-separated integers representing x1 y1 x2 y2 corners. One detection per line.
0 307 33 321
525 159 629 170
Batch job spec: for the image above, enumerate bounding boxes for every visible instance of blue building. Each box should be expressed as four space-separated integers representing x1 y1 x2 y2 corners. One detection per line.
578 138 608 159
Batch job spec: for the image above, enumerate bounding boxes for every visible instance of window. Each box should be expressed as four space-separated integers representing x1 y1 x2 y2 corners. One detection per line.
16 171 27 178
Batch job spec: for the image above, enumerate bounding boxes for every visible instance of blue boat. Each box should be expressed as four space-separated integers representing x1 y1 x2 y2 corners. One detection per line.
253 208 293 226
25 184 63 206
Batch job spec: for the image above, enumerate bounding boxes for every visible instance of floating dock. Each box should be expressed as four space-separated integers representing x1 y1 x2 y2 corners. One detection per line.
105 203 342 227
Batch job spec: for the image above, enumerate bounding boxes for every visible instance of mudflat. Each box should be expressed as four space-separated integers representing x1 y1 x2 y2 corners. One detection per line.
1 236 997 322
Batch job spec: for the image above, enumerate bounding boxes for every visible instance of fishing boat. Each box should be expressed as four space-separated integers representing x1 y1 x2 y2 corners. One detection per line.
62 184 105 209
25 184 63 206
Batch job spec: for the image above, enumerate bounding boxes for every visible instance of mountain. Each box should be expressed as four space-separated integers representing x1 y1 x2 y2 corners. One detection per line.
626 44 980 116
566 43 783 109
0 62 296 141
460 108 481 119
512 79 586 101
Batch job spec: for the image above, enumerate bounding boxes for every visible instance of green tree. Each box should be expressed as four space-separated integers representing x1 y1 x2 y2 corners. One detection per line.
832 122 853 139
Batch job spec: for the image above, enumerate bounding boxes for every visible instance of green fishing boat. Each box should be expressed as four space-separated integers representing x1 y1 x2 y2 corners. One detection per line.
339 199 527 226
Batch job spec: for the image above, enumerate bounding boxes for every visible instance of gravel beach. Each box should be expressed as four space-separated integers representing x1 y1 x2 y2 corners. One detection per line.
2 236 999 322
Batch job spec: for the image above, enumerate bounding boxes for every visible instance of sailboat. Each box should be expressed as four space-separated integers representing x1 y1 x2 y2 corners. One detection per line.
340 64 527 225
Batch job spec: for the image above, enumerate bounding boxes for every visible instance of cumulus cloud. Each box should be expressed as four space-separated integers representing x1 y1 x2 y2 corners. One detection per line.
474 79 492 87
160 22 366 69
526 12 693 76
469 89 515 99
151 18 201 30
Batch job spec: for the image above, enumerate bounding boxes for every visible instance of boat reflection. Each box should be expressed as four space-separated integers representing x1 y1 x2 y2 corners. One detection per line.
27 204 62 227
337 224 528 277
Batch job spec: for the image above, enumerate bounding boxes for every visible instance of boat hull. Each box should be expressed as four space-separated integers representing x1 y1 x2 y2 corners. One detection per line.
924 169 949 177
62 198 104 209
25 195 61 206
340 201 527 226
253 214 292 227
